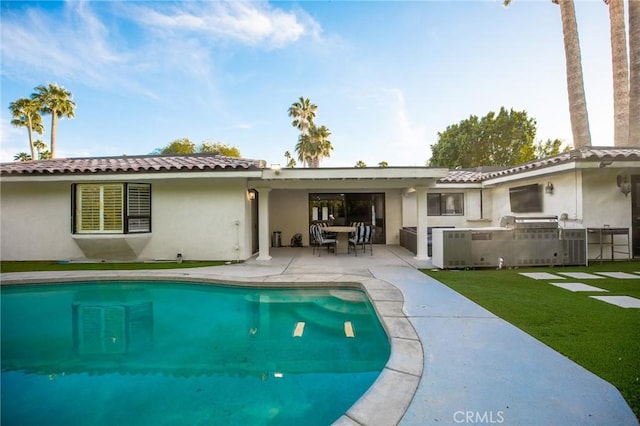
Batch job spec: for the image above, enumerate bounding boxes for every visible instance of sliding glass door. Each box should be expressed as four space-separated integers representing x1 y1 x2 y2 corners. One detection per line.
309 193 385 244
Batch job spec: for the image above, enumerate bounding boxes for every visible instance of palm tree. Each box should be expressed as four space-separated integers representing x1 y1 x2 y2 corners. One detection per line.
308 124 333 168
629 0 640 146
9 98 44 160
284 150 297 168
295 133 315 168
288 97 317 135
13 152 31 162
605 0 629 147
33 140 51 159
31 83 76 158
552 0 592 148
504 0 591 148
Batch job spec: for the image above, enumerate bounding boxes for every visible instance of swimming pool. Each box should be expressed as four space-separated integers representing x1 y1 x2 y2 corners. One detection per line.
1 281 391 425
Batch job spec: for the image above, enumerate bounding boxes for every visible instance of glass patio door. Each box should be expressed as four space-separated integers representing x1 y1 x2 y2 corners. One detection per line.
308 193 385 244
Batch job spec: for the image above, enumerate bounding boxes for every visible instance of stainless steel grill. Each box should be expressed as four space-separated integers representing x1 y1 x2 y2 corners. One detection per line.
432 215 587 269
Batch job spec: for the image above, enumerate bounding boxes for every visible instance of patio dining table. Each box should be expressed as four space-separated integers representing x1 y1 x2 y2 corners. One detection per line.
323 226 356 255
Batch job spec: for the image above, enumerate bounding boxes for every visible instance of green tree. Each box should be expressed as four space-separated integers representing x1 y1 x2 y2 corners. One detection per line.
31 83 76 158
199 142 241 157
153 138 241 156
288 96 317 135
355 160 367 168
9 98 44 160
288 97 333 168
378 161 388 167
33 140 51 159
13 152 31 162
429 107 538 168
308 124 333 168
156 138 196 154
534 138 569 159
284 150 297 168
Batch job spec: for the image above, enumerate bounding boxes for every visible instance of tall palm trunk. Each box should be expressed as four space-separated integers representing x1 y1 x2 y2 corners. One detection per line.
50 111 58 158
553 0 592 148
606 0 630 146
629 0 640 146
26 116 37 160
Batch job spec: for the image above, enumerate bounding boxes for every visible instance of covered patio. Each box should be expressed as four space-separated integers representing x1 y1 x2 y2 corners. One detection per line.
248 166 449 261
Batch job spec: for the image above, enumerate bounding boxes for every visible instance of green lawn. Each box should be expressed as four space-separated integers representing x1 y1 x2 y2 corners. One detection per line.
0 260 227 273
422 261 640 421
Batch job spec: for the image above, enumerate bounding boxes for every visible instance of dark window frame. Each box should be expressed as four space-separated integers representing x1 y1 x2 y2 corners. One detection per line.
427 193 464 216
71 183 152 234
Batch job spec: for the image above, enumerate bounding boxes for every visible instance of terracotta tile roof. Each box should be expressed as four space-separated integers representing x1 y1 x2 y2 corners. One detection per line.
438 147 640 183
0 154 266 176
437 169 484 183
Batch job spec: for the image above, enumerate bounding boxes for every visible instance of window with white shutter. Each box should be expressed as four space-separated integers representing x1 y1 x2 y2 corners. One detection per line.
127 184 151 233
74 183 151 234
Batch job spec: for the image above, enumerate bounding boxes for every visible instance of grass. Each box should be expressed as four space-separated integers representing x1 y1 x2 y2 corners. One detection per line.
0 260 227 273
421 261 640 421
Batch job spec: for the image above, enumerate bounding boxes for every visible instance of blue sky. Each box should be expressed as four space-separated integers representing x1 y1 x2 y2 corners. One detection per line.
1 0 617 166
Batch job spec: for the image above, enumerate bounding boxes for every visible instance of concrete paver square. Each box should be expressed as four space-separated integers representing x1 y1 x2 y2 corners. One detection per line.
550 282 608 292
519 272 565 280
558 272 604 279
590 296 640 308
595 272 640 279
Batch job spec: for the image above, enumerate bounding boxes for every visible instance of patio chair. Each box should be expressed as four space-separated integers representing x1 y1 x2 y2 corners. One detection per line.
310 223 337 256
350 225 373 256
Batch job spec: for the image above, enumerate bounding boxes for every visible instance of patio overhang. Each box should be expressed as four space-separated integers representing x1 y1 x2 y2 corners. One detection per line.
249 167 450 190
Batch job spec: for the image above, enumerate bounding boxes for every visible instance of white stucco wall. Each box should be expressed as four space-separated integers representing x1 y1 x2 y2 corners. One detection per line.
581 168 632 228
1 181 85 261
1 178 252 261
489 174 582 226
137 178 250 261
270 189 310 246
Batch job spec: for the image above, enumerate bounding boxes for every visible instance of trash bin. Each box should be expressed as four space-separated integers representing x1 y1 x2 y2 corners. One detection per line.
272 231 282 247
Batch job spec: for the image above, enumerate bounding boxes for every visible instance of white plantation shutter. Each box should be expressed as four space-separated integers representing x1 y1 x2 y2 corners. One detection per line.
78 185 101 231
127 184 151 232
76 184 123 233
75 183 150 234
102 184 123 231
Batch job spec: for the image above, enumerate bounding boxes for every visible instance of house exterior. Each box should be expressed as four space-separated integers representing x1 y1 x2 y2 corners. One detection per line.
1 146 639 263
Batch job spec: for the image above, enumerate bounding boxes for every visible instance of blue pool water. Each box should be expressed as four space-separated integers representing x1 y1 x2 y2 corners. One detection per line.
1 281 390 425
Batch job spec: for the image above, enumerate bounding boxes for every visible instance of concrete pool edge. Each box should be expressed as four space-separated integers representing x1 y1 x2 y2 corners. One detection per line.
0 271 422 426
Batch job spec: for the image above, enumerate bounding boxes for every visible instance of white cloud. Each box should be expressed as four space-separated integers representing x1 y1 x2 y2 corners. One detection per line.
0 118 31 162
128 2 317 49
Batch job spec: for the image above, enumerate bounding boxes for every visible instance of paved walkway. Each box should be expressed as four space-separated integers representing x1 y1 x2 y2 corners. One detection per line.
1 246 637 425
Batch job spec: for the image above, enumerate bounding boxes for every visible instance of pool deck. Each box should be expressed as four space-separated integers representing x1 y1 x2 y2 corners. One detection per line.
1 246 637 426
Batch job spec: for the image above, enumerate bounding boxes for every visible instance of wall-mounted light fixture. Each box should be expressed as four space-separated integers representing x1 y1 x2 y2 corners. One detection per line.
617 174 631 197
271 163 281 175
545 182 554 195
247 189 256 200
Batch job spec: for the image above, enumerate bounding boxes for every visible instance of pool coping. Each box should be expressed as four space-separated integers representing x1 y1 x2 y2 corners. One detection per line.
0 271 421 426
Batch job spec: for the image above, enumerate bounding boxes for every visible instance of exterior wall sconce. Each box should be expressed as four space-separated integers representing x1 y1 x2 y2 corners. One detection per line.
617 174 631 197
545 182 554 195
247 190 256 200
271 163 281 175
